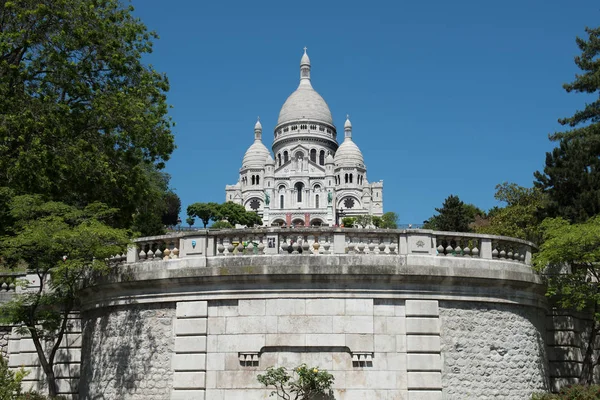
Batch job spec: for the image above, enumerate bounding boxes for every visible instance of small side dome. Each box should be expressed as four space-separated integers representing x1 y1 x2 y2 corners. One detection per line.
325 153 334 164
265 153 275 165
242 142 270 169
334 140 364 168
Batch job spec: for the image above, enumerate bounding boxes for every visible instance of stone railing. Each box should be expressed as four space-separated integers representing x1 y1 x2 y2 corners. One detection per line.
126 228 535 266
0 273 26 293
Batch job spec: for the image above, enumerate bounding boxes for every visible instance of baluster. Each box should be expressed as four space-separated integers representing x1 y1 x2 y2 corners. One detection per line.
499 241 506 259
507 245 514 260
368 239 376 254
323 237 331 254
445 237 453 256
257 237 265 255
388 238 397 255
139 244 147 261
302 236 310 255
236 240 245 256
226 237 235 256
492 241 499 259
348 238 356 254
513 248 520 262
247 241 254 256
217 239 225 255
291 241 300 254
471 239 480 258
313 236 321 255
163 246 171 260
147 243 155 260
436 236 445 256
378 238 386 254
454 238 462 257
280 237 289 254
155 244 163 260
463 239 471 257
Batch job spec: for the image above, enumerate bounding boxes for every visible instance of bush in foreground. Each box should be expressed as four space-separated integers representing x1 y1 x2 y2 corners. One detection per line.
532 384 600 399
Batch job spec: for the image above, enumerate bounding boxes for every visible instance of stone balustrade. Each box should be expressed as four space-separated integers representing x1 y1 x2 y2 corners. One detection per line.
126 228 535 266
0 273 26 293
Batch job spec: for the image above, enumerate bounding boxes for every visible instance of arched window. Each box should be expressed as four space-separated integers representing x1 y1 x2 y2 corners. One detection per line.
256 176 260 185
251 175 255 185
280 195 284 209
284 151 289 163
279 185 285 191
345 174 348 184
310 149 317 162
295 182 304 202
349 174 353 183
319 150 325 165
278 154 281 167
315 194 319 208
314 184 321 191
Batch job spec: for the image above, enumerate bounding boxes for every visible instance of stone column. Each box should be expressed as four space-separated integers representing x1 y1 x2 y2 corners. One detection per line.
406 300 442 400
172 301 208 400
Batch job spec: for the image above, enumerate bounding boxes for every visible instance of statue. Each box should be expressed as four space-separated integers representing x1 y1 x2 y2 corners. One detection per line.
264 191 270 206
327 191 332 204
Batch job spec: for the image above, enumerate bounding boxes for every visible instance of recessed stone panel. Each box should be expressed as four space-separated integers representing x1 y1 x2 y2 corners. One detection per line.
406 300 439 317
177 301 208 318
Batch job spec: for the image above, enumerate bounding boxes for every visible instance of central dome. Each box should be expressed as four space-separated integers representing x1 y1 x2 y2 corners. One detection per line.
276 49 334 126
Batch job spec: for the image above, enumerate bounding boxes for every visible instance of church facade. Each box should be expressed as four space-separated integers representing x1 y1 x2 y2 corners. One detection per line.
225 49 383 226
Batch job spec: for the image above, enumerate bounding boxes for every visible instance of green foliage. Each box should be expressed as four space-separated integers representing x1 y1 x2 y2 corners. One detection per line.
380 211 399 229
534 27 600 223
0 195 130 396
187 202 220 228
186 216 195 228
354 215 372 228
341 217 356 228
257 364 335 400
423 195 475 232
0 354 28 400
533 216 600 383
0 0 175 230
531 385 600 399
210 220 234 229
161 191 181 227
187 202 263 228
476 182 546 243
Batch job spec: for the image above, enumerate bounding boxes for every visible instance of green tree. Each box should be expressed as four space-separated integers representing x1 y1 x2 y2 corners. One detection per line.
380 211 399 229
216 202 262 227
0 195 130 397
0 0 175 230
161 191 181 227
211 220 234 229
533 216 600 384
423 195 472 232
0 354 29 400
534 27 600 223
354 215 372 228
476 183 546 243
341 217 356 228
187 202 220 228
372 216 382 228
257 364 335 400
186 216 195 228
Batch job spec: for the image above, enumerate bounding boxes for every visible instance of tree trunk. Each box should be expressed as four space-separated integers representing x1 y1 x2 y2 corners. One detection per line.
580 304 599 384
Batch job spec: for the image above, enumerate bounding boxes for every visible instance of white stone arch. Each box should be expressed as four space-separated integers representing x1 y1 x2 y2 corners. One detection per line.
310 218 324 226
271 218 286 227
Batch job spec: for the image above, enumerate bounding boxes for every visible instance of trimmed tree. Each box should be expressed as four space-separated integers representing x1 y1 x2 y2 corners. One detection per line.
258 364 335 400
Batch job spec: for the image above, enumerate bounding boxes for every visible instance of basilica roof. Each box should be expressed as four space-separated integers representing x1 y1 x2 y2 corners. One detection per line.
334 116 365 168
242 119 271 169
277 49 334 126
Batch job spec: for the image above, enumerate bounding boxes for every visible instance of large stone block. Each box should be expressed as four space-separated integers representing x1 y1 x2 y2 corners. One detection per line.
172 389 205 400
173 371 206 389
406 336 440 353
206 353 225 371
407 354 442 371
172 354 207 371
332 316 373 334
345 371 397 389
408 390 442 400
175 336 207 353
386 317 406 334
266 334 306 347
406 300 439 317
345 299 373 316
407 372 442 389
225 316 267 334
305 299 346 315
176 318 208 336
345 334 373 351
405 318 440 335
266 299 306 316
208 317 226 335
278 316 332 334
216 371 264 389
374 335 396 353
217 334 265 352
238 300 266 316
177 301 208 318
305 334 345 347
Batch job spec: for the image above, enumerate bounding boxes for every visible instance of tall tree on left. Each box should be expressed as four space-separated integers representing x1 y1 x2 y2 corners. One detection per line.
0 195 130 397
0 0 175 231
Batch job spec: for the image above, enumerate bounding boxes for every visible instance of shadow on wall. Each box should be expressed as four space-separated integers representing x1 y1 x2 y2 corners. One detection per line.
79 302 175 400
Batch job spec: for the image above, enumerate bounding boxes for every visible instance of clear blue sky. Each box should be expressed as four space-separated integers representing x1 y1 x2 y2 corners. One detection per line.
131 0 599 225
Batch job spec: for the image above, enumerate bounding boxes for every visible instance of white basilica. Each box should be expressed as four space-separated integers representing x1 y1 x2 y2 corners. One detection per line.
225 49 384 227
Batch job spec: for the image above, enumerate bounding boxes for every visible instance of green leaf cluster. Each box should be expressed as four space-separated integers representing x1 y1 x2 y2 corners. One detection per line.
0 0 176 232
257 364 335 400
423 195 482 232
187 201 262 228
